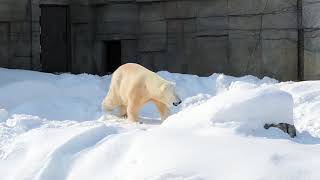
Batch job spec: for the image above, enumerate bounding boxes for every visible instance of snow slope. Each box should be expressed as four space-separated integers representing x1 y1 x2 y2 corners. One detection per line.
0 68 320 180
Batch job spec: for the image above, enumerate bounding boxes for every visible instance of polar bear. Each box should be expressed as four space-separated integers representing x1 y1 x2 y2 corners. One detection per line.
102 63 182 122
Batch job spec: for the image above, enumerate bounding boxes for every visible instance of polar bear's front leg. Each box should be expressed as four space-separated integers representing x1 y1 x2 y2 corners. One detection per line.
101 97 116 112
154 100 169 121
127 101 139 122
119 105 127 118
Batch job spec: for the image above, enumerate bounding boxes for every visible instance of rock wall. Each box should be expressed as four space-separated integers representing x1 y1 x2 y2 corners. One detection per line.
0 0 33 69
303 0 320 80
0 0 318 81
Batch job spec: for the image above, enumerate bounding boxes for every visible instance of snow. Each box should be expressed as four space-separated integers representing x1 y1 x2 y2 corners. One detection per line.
163 86 294 133
0 67 320 180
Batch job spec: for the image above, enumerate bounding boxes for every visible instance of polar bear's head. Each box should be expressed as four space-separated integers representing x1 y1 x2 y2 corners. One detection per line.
159 82 182 107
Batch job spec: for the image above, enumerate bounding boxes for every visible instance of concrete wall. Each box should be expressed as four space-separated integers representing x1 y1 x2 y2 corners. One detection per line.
0 0 318 81
303 0 320 80
0 0 32 69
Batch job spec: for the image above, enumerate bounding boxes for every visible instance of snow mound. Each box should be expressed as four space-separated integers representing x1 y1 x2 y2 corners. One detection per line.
0 109 8 122
2 68 320 180
164 87 293 130
6 114 44 131
11 97 100 121
180 94 212 110
280 81 320 137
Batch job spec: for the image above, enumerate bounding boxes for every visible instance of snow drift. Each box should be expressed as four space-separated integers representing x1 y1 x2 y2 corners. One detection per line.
164 86 293 131
0 68 320 180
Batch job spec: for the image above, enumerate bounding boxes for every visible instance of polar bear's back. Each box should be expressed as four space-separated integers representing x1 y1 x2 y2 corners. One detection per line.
109 63 165 102
116 63 154 77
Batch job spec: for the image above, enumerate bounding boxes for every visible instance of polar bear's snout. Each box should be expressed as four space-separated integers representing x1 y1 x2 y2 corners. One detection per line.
173 98 182 106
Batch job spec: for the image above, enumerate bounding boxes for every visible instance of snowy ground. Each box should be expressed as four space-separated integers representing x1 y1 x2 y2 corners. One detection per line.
1 68 320 180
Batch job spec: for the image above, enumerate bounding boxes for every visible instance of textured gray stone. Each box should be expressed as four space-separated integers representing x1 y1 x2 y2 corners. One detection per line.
229 0 268 15
0 3 12 21
138 35 166 52
139 52 168 72
262 29 297 39
303 1 320 28
197 17 228 36
97 21 138 35
262 12 297 29
165 1 196 19
167 19 196 34
121 40 138 64
10 57 31 69
0 0 317 80
140 20 166 34
140 3 165 21
196 0 228 17
261 39 297 80
70 5 91 23
229 16 261 30
192 36 229 75
96 4 138 22
229 35 262 76
0 23 9 67
304 30 320 80
303 1 320 79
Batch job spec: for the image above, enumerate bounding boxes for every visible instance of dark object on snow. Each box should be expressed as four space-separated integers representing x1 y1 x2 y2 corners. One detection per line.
264 123 297 138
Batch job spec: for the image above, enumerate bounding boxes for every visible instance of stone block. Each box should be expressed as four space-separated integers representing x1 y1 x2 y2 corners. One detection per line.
197 17 228 36
304 30 320 79
229 30 260 39
0 2 12 21
139 52 168 72
71 39 92 74
10 22 30 40
165 1 196 19
229 36 262 76
261 39 298 81
10 57 32 69
8 1 28 21
96 4 138 22
121 40 138 63
95 34 137 41
32 4 40 21
140 2 165 21
73 23 91 41
229 0 295 15
265 0 296 13
138 34 166 52
165 36 192 73
303 1 320 28
0 22 9 41
262 29 297 40
229 15 261 30
39 0 69 5
196 0 228 17
135 0 163 2
229 0 268 15
11 40 31 57
0 23 9 67
70 5 91 23
263 12 297 29
191 36 229 75
32 38 41 71
32 22 40 34
304 50 320 80
167 19 196 34
97 21 138 35
140 20 166 34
